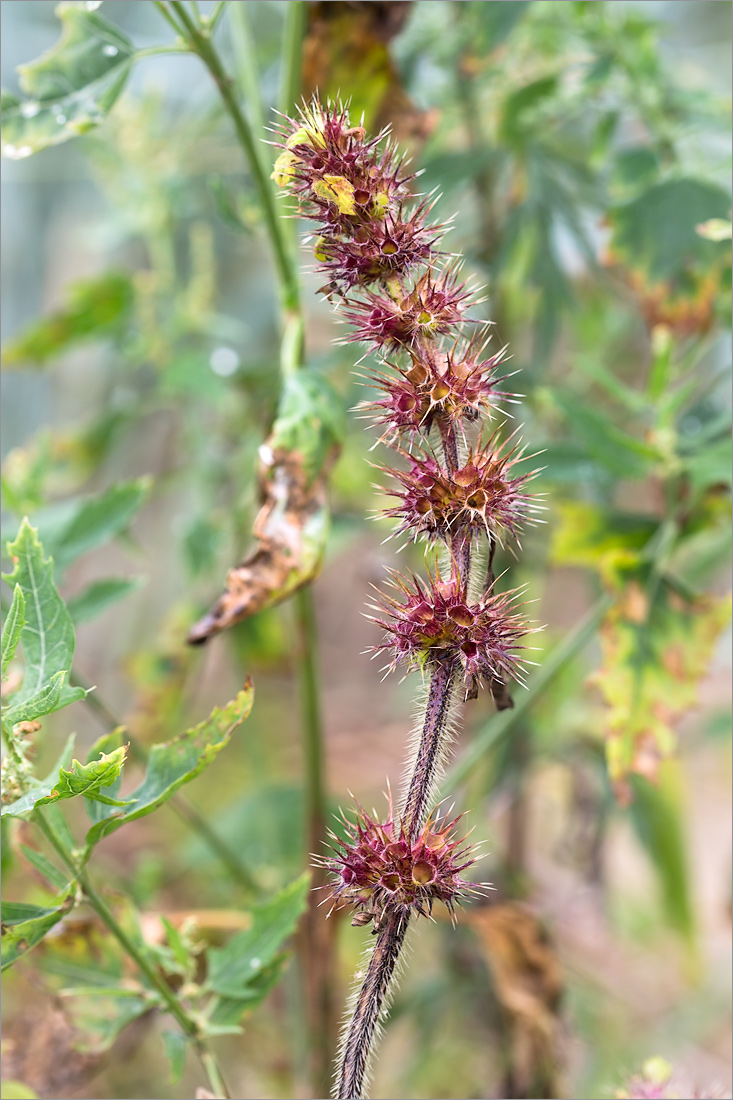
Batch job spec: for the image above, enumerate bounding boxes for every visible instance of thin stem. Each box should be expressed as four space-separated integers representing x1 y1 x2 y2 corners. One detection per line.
230 0 266 144
337 911 409 1100
207 0 227 33
71 671 258 894
295 586 326 863
402 660 458 839
153 0 187 38
33 811 231 1098
279 1 308 120
171 9 301 311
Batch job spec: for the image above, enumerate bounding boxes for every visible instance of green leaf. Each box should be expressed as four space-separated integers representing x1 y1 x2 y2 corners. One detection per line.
1 894 72 970
500 76 559 144
2 521 85 711
2 733 74 819
2 272 134 367
67 576 145 624
1 585 25 678
1 900 63 925
34 746 130 810
59 986 154 1053
205 956 288 1033
267 372 346 489
1 3 136 159
84 730 125 822
162 1029 189 1082
205 873 309 1000
554 393 659 480
629 765 695 946
43 478 151 575
19 844 69 891
3 669 67 728
84 684 255 849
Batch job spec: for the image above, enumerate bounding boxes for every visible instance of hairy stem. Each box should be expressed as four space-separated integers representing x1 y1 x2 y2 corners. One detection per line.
402 659 459 839
337 910 409 1100
34 810 231 1099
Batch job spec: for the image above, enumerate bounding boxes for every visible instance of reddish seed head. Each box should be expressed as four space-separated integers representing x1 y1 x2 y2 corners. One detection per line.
343 267 475 351
364 340 515 442
382 432 538 546
370 564 531 690
323 796 482 927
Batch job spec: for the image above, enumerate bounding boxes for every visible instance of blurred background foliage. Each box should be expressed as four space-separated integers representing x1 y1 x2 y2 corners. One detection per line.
1 2 731 1098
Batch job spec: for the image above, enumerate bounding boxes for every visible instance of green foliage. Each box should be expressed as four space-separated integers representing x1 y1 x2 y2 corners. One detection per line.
83 684 255 851
1 2 136 158
267 370 347 488
204 873 310 1025
2 521 85 713
1 585 25 678
0 895 73 971
67 576 145 624
2 272 135 368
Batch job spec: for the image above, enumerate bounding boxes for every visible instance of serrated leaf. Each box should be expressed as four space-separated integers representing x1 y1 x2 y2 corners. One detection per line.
205 956 288 1033
84 683 254 849
205 873 309 1000
19 844 69 891
1 3 136 159
2 272 134 368
83 729 125 822
2 521 82 711
3 669 71 728
35 746 130 810
67 576 145 624
1 893 72 970
1 585 25 678
554 393 659 480
2 733 74 819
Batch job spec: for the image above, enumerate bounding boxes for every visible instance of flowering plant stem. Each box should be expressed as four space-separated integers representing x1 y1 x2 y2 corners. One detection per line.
34 808 231 1100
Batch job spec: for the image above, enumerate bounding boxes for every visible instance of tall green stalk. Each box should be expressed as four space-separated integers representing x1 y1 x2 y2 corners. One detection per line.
154 3 335 1091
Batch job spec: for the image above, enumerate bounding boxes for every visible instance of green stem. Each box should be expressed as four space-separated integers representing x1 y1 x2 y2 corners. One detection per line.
153 0 186 38
295 586 326 859
72 672 258 895
279 1 308 119
165 2 301 312
207 0 227 33
441 592 614 795
33 811 231 1098
230 0 267 144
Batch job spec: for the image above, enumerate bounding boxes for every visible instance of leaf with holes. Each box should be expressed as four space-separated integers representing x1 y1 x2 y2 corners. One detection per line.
1 2 136 159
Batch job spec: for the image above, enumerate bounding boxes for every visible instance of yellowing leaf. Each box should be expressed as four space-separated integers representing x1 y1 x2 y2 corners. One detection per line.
592 590 731 786
311 175 357 216
271 150 298 189
550 501 653 585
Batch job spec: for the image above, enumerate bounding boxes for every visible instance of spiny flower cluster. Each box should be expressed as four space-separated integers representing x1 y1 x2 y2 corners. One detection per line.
275 98 536 931
369 565 530 693
323 798 481 926
382 431 537 547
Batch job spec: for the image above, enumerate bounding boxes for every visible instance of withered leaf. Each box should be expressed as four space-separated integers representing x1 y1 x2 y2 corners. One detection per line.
188 373 344 644
466 902 564 1100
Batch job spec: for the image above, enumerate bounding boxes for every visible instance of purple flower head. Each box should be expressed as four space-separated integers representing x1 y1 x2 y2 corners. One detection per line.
323 794 483 928
369 563 532 692
382 429 539 546
342 265 476 352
